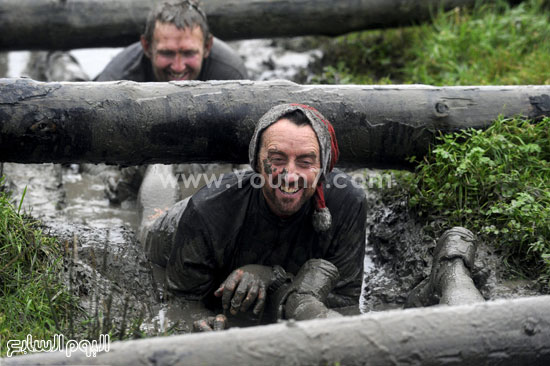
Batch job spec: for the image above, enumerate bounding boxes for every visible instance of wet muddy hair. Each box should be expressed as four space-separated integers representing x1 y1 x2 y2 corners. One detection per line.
280 110 310 127
143 0 210 45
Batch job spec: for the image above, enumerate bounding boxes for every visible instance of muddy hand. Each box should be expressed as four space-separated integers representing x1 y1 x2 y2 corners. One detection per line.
193 314 227 332
214 266 270 316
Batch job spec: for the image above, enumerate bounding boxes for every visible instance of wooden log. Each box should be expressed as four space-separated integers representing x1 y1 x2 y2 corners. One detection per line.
1 78 549 167
4 296 550 365
0 0 480 51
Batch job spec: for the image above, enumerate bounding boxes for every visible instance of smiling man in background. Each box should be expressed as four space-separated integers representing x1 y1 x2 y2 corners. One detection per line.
94 0 248 204
96 0 247 82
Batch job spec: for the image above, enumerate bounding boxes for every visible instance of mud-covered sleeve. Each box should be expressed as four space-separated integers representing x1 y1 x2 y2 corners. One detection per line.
165 200 217 300
325 193 367 307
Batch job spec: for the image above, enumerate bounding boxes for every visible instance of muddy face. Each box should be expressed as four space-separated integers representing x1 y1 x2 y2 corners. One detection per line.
257 118 321 217
141 22 212 82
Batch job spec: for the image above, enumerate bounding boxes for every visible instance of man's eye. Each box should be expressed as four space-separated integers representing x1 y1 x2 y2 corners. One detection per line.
270 158 285 164
183 51 198 57
158 51 175 57
298 161 313 167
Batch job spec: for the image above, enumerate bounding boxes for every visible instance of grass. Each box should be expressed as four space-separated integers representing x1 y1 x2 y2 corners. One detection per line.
312 0 550 86
0 178 81 356
0 177 169 357
408 117 550 281
403 0 550 85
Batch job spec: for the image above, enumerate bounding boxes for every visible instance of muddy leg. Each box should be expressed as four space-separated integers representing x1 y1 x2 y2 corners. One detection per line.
138 164 181 242
139 195 189 301
104 165 147 204
0 52 7 78
437 259 484 305
405 227 484 307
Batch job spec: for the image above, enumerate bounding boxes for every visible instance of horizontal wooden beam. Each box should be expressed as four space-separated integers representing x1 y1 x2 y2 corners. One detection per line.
1 79 549 166
0 0 480 50
5 296 550 365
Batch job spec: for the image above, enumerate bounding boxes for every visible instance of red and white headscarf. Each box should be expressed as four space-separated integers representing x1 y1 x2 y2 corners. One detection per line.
248 103 340 232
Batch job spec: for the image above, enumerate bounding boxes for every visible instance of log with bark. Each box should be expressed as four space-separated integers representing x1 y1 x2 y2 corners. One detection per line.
1 78 549 166
0 0 480 50
4 296 550 365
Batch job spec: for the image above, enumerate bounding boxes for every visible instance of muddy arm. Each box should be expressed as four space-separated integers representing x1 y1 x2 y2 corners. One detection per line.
274 259 343 321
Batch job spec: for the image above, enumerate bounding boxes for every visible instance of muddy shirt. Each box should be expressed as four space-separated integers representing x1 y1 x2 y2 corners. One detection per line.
95 38 248 81
166 169 367 306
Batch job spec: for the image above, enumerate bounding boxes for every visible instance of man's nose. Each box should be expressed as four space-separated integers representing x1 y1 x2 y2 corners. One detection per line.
283 162 300 182
171 54 186 72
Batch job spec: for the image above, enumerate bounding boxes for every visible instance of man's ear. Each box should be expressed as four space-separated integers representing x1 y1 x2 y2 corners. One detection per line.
203 35 213 58
140 35 152 58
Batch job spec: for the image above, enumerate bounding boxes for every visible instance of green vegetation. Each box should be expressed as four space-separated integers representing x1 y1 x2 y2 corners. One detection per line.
0 179 80 356
314 0 550 85
314 0 550 281
0 178 170 355
408 117 550 280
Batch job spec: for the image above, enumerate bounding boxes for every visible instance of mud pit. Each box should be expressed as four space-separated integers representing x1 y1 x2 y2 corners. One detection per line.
1 38 545 341
2 162 544 339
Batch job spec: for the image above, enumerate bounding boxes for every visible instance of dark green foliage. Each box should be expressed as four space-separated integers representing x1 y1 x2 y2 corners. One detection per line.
408 118 550 280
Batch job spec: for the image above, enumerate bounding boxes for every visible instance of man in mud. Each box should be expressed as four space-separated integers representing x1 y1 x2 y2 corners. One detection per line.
142 103 368 330
144 103 486 331
95 0 248 203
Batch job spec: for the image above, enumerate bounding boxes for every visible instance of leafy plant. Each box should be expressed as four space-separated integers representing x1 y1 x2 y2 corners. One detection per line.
408 117 550 281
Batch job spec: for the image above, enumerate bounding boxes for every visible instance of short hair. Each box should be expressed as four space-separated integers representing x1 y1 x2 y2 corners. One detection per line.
142 0 210 45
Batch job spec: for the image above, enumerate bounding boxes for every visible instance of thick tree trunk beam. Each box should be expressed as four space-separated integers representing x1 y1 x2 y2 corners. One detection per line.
0 0 480 50
5 296 550 365
1 79 549 166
